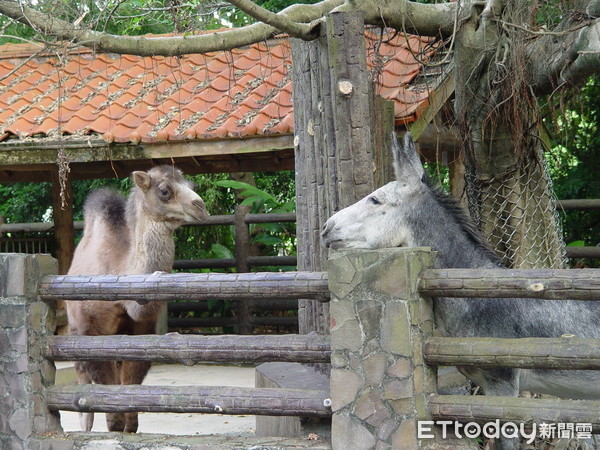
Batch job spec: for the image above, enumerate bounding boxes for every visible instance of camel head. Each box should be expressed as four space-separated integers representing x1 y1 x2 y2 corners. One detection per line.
132 165 207 227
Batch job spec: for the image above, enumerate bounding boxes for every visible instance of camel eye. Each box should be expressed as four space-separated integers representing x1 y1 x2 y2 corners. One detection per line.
158 186 171 199
369 196 380 205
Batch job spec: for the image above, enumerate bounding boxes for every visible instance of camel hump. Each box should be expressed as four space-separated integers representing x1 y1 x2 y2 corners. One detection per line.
84 188 127 230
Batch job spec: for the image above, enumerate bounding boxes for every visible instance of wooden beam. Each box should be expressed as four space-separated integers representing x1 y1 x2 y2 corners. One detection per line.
423 336 600 370
38 271 330 302
407 67 455 140
46 334 331 364
418 268 600 300
429 394 600 430
0 136 294 183
47 384 332 417
50 169 74 274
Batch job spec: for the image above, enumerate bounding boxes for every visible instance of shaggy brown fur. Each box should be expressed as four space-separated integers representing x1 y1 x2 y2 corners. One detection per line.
66 166 207 433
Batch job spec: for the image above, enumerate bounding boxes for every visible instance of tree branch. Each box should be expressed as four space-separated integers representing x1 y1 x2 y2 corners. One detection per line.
528 18 600 95
333 0 459 38
226 0 317 40
0 0 341 56
0 0 459 56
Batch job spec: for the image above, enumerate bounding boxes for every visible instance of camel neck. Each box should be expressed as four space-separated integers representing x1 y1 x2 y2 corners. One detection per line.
130 218 176 274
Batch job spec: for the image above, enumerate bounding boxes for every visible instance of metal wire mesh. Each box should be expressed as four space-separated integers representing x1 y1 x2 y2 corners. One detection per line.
466 147 567 269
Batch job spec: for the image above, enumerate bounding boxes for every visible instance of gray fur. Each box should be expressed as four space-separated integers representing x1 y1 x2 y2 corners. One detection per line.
322 132 600 448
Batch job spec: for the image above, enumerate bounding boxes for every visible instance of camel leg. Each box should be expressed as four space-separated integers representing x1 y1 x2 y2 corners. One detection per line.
119 319 155 433
80 360 126 432
74 362 94 431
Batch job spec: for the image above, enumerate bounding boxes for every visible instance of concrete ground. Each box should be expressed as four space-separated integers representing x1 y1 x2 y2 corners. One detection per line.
57 362 257 436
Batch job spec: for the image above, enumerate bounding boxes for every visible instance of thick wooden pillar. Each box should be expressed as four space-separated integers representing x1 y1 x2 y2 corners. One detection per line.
50 169 75 274
291 11 394 338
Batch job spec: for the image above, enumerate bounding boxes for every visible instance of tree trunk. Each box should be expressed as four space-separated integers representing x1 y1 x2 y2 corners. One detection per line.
454 2 565 269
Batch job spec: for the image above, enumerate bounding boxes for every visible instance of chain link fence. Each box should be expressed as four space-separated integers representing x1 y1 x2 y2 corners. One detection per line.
466 147 567 269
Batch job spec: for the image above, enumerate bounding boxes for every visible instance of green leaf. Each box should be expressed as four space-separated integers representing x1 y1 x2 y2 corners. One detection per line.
253 234 282 246
215 180 278 205
567 240 586 247
211 243 234 259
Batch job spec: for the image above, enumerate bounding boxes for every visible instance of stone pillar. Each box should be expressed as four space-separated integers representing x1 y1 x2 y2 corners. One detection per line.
327 248 437 450
0 254 62 449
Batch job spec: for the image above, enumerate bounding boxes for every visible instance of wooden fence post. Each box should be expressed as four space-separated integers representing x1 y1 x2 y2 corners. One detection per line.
235 204 252 334
327 248 437 449
0 253 61 449
291 10 395 342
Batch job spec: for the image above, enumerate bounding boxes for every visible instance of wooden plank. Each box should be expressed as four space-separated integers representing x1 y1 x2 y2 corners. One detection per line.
423 337 600 369
429 394 600 430
38 271 330 302
46 385 332 417
46 334 330 364
418 268 600 300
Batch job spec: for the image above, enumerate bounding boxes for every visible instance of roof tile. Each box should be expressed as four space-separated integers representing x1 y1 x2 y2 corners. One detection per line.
0 29 438 144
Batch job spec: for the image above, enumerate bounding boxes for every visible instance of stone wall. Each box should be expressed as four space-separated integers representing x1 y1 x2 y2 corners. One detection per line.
327 248 438 450
0 253 61 449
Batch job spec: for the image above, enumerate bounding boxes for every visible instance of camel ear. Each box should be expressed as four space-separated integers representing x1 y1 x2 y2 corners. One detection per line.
133 171 151 191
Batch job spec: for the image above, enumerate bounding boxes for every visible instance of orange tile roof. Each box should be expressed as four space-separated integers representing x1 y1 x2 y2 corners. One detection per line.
0 29 436 145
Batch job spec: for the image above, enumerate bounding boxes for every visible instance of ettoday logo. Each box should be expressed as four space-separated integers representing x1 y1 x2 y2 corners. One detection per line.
418 420 593 444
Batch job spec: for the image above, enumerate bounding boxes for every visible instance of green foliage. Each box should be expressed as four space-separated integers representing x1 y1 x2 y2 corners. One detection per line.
0 182 51 223
214 171 296 262
255 0 321 13
545 77 600 267
174 173 235 263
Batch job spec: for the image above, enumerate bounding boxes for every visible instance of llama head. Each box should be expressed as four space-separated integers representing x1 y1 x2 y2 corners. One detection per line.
132 165 207 227
321 132 426 249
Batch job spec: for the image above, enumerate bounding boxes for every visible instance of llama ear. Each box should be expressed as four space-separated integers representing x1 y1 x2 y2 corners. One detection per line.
132 171 151 191
392 132 425 183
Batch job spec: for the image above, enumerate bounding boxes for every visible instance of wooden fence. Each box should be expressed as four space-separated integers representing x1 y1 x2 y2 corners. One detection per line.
3 249 600 448
1 207 299 334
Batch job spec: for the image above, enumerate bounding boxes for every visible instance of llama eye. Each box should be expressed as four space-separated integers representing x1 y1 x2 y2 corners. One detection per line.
369 196 380 205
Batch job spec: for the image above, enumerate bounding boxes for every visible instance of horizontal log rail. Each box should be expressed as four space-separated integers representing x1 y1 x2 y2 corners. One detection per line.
168 298 298 313
168 316 297 329
0 213 297 233
173 255 297 270
418 268 600 300
47 385 332 418
423 337 600 370
565 246 600 259
558 199 600 210
46 334 331 364
38 271 330 302
429 395 600 430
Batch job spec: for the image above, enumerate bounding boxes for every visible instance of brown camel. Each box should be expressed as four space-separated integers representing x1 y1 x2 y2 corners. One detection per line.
65 165 207 433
